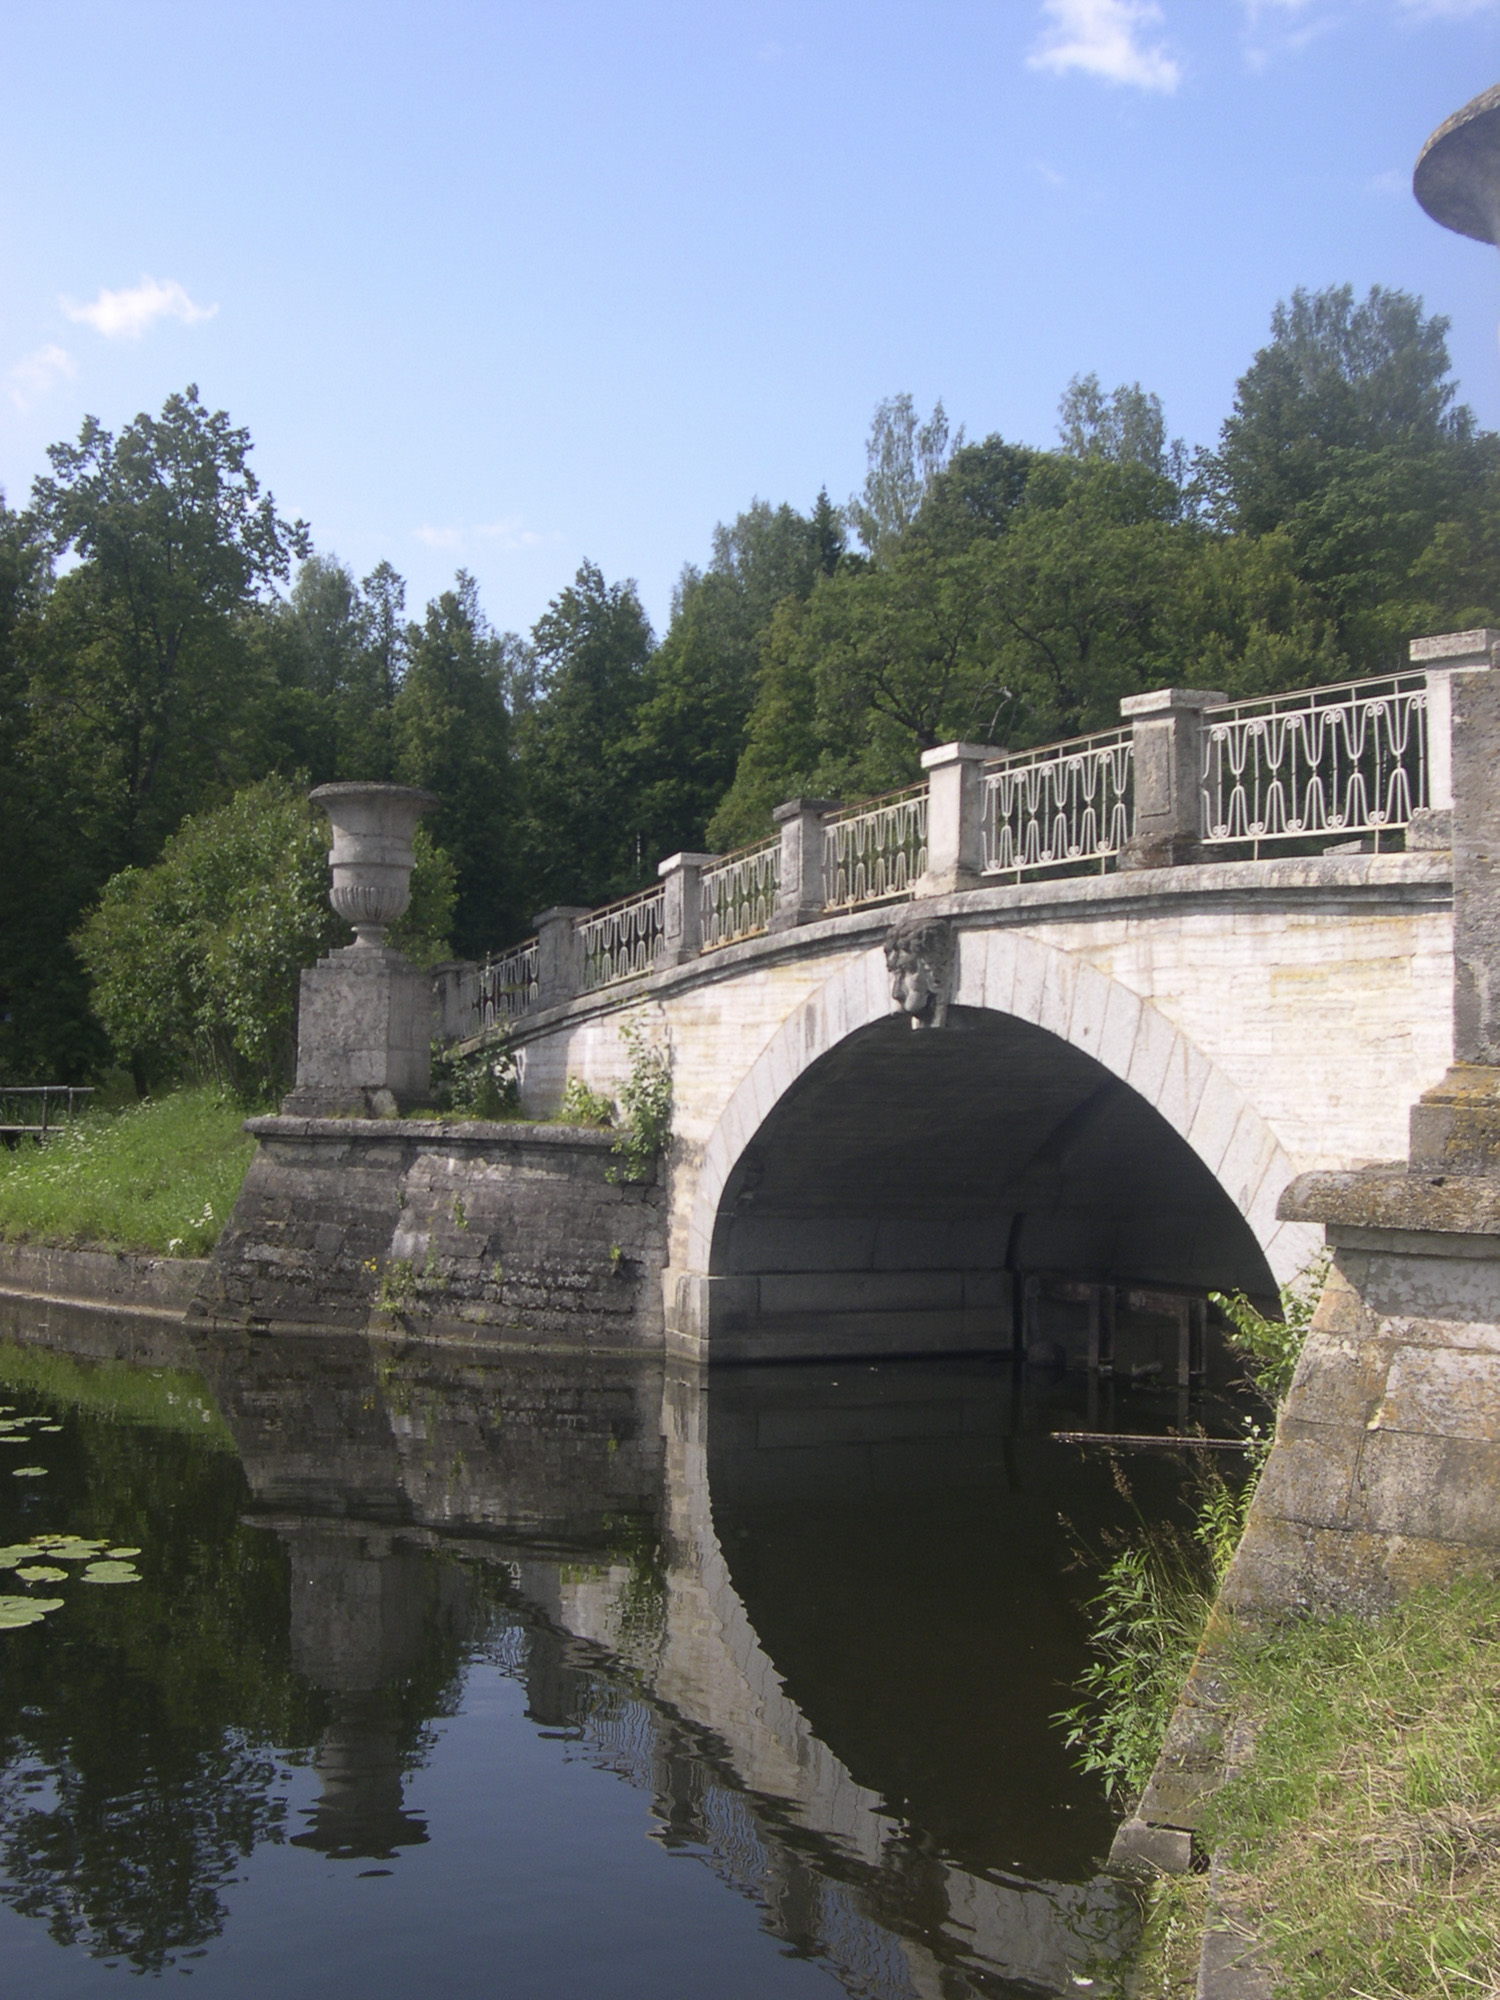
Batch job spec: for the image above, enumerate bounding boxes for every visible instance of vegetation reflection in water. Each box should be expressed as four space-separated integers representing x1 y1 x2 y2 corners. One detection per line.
0 1318 1233 1997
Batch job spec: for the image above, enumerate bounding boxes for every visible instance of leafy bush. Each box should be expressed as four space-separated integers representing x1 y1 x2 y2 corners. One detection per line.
430 1041 520 1119
74 777 454 1096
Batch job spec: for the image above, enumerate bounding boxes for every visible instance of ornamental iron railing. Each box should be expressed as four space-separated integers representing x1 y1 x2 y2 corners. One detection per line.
824 786 928 909
1201 675 1429 855
579 886 665 993
981 728 1134 878
700 839 780 951
0 1086 95 1138
479 939 538 1028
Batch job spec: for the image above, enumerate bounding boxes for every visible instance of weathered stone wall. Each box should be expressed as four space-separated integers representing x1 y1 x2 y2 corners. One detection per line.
0 1241 209 1318
195 1117 667 1351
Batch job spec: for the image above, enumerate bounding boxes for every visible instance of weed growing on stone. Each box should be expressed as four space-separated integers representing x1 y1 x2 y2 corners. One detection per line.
607 1022 672 1185
1202 1575 1500 1999
558 1077 616 1128
0 1087 256 1257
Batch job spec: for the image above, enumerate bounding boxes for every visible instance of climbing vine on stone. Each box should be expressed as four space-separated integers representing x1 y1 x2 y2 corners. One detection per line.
608 1022 672 1185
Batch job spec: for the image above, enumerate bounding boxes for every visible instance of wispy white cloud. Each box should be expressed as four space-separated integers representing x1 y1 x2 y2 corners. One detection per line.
476 517 557 551
416 517 560 555
1031 157 1069 187
7 343 76 412
1027 0 1181 92
62 276 217 340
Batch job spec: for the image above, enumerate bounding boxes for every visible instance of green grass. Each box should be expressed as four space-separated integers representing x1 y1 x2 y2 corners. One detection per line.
0 1088 256 1257
1202 1576 1500 2000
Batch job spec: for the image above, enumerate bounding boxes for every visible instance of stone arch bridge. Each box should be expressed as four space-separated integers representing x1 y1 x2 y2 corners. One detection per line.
413 635 1488 1365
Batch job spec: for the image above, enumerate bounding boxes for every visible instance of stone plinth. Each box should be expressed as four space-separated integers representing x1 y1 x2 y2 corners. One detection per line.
283 944 434 1119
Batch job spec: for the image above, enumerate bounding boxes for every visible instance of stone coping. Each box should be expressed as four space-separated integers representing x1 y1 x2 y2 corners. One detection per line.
495 851 1453 1048
1277 1165 1500 1236
0 1240 210 1317
245 1115 619 1149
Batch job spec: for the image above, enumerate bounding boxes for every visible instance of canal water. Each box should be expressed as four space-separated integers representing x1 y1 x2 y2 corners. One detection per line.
0 1299 1225 1998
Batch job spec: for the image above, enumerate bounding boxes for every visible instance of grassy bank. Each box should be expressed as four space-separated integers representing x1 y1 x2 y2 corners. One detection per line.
1129 1579 1500 2000
1192 1576 1500 2000
0 1088 256 1256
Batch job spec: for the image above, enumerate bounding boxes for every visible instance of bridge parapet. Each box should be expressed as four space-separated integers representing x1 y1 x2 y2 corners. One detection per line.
468 637 1493 1033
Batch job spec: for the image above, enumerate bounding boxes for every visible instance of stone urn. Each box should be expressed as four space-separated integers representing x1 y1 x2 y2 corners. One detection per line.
311 783 438 948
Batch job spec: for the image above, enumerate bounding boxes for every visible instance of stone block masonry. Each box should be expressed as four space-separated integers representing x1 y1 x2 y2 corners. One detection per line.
194 1117 667 1350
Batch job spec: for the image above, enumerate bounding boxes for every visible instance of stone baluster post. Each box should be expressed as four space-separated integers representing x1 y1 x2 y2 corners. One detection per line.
1408 629 1500 852
916 742 1000 896
1118 687 1226 871
657 852 718 967
533 906 589 1008
769 798 840 931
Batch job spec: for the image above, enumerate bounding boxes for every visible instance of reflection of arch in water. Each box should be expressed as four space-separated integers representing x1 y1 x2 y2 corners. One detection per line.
681 935 1316 1360
193 1326 1136 1991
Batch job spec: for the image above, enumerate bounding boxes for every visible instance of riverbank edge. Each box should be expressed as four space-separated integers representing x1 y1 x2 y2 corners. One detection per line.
0 1239 210 1319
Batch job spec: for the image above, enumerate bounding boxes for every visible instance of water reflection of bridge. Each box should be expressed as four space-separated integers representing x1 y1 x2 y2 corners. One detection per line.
13 1300 1143 1996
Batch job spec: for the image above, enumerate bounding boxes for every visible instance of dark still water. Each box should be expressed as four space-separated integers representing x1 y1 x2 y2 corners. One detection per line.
0 1302 1218 1999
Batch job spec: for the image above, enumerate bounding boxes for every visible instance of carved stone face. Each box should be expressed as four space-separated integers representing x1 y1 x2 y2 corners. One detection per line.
883 916 953 1029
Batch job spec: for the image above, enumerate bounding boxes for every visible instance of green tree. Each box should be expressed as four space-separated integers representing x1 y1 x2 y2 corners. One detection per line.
628 495 844 860
847 394 957 561
27 386 310 872
1209 284 1500 670
394 572 519 955
514 562 654 911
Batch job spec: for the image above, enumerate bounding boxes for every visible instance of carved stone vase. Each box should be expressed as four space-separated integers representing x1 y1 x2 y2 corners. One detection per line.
311 782 438 948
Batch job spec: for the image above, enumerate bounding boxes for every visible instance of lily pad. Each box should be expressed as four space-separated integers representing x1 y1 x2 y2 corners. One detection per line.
16 1566 67 1584
80 1561 140 1585
107 1547 142 1560
0 1595 64 1628
37 1425 63 1433
10 1466 47 1478
0 1437 35 1446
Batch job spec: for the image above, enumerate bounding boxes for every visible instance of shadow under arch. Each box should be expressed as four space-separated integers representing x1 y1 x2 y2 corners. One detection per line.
684 934 1319 1362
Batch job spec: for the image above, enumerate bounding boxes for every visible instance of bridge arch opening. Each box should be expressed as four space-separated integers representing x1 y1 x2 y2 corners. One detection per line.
698 970 1285 1364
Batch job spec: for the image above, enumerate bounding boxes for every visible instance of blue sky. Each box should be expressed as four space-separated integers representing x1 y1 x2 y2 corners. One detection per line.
1 1 1497 637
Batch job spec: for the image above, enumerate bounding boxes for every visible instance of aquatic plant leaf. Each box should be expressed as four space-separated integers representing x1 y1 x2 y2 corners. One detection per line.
10 1466 47 1477
0 1437 35 1446
0 1595 63 1628
80 1561 140 1584
106 1547 142 1559
16 1566 67 1583
37 1425 63 1432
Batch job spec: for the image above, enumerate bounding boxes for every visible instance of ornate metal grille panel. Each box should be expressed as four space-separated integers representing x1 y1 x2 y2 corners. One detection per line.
700 839 779 951
1201 675 1428 852
981 729 1134 877
579 886 665 992
479 939 538 1026
824 787 928 909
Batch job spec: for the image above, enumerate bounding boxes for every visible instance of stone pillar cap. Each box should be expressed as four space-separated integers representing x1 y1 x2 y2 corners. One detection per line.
309 781 440 811
1118 687 1227 718
772 796 841 822
919 741 1004 768
1409 629 1500 667
657 851 720 875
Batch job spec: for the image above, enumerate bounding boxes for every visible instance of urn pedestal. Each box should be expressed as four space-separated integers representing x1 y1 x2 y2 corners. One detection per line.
282 784 439 1119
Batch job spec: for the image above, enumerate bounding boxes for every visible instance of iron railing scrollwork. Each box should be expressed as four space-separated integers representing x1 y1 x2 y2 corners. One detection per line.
1201 675 1428 855
700 839 780 951
981 728 1134 878
480 939 539 1027
578 886 666 993
824 786 928 909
